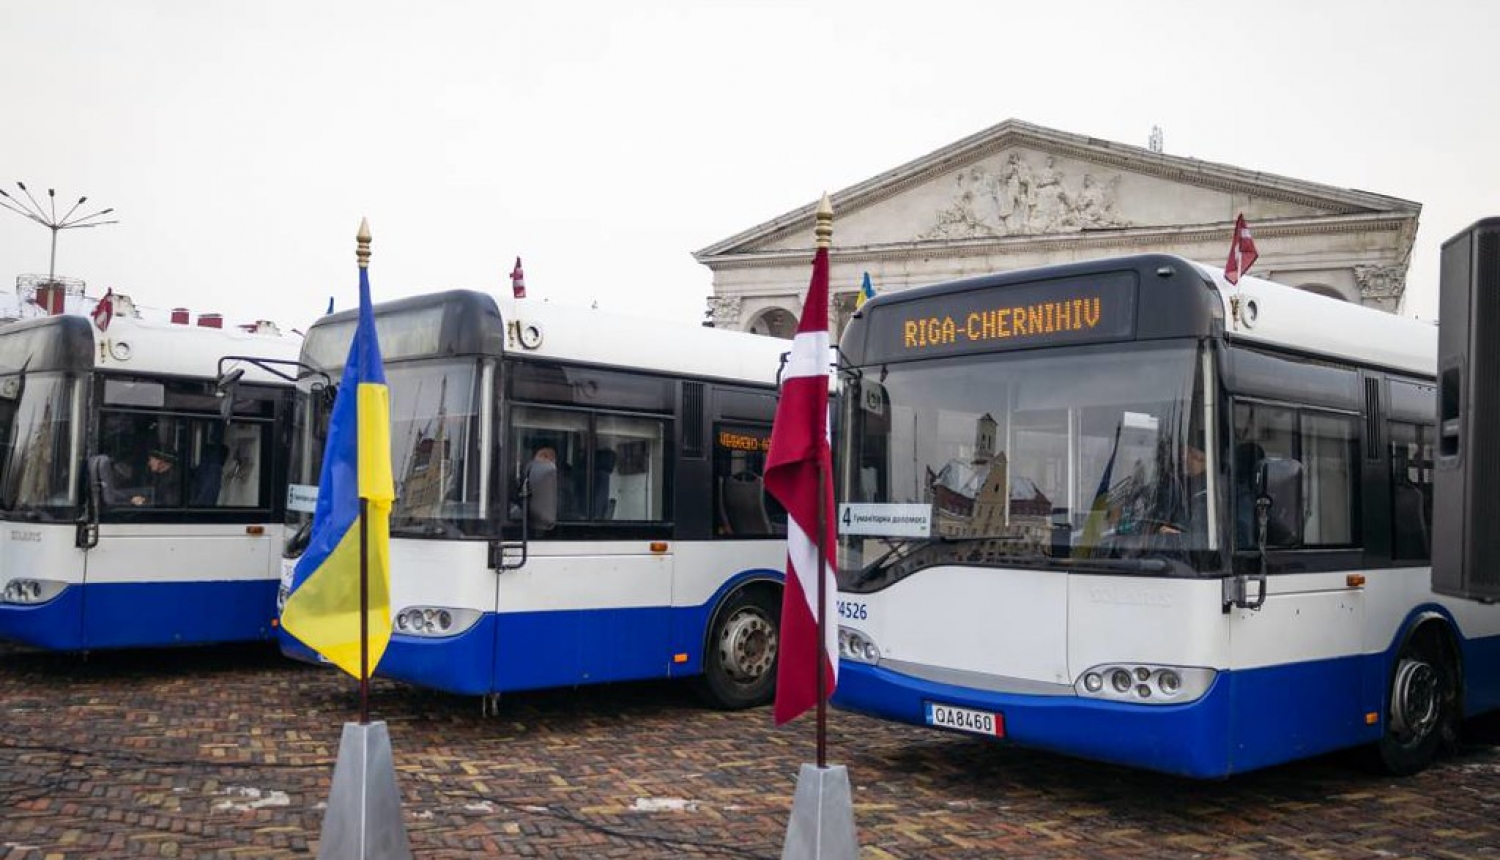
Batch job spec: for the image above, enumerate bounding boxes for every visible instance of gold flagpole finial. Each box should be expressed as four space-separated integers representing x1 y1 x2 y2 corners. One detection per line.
356 218 372 270
815 193 833 249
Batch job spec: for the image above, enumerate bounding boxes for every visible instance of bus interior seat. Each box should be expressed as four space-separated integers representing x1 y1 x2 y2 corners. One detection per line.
722 471 772 535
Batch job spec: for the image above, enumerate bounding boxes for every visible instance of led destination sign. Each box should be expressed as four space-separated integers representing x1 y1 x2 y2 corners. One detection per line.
717 429 771 452
864 272 1138 362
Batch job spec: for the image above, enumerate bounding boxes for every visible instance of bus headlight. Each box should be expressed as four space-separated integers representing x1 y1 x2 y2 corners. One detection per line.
837 626 881 664
393 606 481 638
2 578 67 605
1075 663 1215 705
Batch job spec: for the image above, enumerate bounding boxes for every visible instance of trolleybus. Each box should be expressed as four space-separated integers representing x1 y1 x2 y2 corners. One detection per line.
0 301 299 650
279 290 791 708
830 253 1495 777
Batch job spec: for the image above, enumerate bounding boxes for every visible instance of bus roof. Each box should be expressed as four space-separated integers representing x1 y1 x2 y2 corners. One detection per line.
1184 259 1436 378
305 289 789 387
847 253 1435 378
0 313 302 383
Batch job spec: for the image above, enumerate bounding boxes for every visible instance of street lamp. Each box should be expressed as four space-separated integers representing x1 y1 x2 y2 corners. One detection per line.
0 182 118 282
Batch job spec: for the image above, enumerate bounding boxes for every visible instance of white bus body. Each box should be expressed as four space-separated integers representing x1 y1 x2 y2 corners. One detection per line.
832 254 1487 778
0 310 299 650
281 292 792 707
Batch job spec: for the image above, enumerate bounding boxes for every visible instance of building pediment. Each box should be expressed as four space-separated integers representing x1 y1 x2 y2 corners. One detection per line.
695 119 1418 262
697 119 1421 336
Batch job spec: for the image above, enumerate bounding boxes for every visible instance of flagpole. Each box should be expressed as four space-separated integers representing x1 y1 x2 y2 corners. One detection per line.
773 194 859 859
815 460 828 770
359 498 370 725
356 222 372 728
814 194 833 772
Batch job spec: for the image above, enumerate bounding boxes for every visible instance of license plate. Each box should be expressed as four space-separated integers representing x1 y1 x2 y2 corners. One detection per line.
925 702 1004 737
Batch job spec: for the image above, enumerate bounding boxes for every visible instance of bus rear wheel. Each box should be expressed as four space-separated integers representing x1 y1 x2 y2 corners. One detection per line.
1375 625 1458 776
694 587 779 710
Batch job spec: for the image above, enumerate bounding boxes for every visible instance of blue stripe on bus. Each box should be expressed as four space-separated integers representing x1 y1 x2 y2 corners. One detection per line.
1462 634 1500 715
832 655 1396 779
0 580 278 651
372 606 679 695
306 568 784 696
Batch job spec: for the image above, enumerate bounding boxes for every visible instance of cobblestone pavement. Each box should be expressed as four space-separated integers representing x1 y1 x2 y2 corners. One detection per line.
3 643 1500 859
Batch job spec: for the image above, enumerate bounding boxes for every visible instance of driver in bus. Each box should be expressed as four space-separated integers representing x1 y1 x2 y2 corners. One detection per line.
1155 442 1208 545
89 448 179 508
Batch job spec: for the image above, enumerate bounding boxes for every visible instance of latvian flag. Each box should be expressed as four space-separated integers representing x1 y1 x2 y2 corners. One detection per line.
1224 213 1259 286
764 239 838 726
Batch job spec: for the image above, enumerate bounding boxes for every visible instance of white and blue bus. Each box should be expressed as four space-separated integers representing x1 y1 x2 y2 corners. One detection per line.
280 290 792 708
831 253 1497 778
0 302 300 650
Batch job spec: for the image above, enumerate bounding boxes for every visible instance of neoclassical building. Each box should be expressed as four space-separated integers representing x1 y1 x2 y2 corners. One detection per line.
694 119 1420 337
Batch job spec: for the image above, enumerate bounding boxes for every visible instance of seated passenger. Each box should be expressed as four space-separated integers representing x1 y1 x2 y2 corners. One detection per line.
189 443 228 506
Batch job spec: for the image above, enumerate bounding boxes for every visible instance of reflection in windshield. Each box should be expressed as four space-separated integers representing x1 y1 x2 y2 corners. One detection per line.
287 359 493 542
389 362 487 535
838 342 1220 587
0 373 81 520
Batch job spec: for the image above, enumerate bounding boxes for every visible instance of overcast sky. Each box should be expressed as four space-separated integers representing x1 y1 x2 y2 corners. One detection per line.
2 1 1494 330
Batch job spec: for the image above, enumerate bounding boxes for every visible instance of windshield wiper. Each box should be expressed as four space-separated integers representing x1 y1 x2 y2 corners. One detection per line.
853 535 951 585
1041 556 1172 575
0 503 52 523
852 535 1175 585
854 534 1041 585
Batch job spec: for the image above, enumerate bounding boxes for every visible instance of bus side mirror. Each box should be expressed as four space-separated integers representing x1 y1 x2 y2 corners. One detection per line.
216 368 245 423
1256 457 1304 548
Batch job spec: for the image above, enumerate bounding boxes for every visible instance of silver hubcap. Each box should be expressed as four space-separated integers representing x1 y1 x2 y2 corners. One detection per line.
718 609 776 683
1391 657 1439 739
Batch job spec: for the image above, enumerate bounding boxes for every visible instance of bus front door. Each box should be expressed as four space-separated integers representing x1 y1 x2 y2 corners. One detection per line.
492 542 673 693
80 522 278 648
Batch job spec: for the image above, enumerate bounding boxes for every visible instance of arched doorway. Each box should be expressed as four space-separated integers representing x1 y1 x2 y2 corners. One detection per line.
1295 283 1350 302
747 307 798 339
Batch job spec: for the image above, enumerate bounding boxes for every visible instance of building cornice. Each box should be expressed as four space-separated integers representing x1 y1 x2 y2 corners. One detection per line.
699 211 1417 271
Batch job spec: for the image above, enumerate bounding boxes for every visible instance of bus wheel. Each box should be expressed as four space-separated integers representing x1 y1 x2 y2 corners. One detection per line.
694 588 779 710
1375 626 1458 776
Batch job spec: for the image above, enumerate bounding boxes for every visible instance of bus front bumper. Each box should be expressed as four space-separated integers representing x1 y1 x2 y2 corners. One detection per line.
831 658 1379 779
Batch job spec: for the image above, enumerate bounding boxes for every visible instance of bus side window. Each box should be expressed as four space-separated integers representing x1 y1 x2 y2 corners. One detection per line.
1232 401 1295 548
1299 412 1359 547
1233 400 1358 549
512 406 668 525
1389 421 1432 562
595 414 667 523
711 422 784 537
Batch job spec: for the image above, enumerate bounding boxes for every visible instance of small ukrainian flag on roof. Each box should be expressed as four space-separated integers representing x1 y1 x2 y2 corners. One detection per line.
855 271 876 309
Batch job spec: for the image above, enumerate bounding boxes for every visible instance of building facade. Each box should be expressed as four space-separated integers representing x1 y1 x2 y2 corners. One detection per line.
694 119 1420 337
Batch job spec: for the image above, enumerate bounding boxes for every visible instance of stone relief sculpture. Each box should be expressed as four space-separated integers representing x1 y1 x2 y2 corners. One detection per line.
1354 264 1408 311
706 294 742 327
922 152 1128 239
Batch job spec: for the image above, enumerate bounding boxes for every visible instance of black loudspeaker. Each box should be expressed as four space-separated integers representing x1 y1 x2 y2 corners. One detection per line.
1433 217 1500 601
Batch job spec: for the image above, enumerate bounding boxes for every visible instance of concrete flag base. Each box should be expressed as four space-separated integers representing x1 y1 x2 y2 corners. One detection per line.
781 763 859 860
316 721 413 860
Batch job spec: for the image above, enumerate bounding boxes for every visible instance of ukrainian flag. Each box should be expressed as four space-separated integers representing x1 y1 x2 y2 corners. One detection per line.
281 248 394 680
855 272 876 309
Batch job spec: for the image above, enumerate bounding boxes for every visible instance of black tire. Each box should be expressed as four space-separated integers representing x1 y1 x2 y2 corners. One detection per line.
693 587 779 710
1374 625 1459 776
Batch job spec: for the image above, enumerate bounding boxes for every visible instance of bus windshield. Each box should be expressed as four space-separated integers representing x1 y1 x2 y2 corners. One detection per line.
287 357 495 545
838 340 1221 588
0 373 82 521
